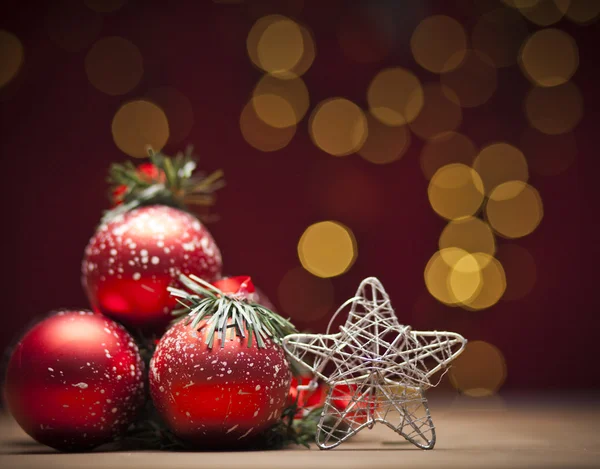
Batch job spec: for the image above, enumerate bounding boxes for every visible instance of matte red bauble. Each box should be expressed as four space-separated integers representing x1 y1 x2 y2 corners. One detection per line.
82 205 222 331
4 310 145 451
149 319 291 446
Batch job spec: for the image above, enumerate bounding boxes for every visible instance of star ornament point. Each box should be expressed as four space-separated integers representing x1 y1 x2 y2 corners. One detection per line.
283 277 467 450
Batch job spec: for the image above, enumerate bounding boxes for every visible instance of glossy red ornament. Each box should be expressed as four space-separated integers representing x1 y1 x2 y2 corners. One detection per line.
4 310 145 451
82 205 222 331
149 319 291 447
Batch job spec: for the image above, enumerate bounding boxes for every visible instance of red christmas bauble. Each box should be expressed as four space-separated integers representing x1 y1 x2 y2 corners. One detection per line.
82 205 222 331
149 319 291 447
4 310 145 451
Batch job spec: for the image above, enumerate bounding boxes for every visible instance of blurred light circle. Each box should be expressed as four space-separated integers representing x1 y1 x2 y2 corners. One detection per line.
428 163 484 220
472 8 529 68
248 15 305 77
251 94 297 129
85 37 143 96
240 99 295 152
253 74 309 127
525 82 583 135
46 1 102 52
520 128 577 176
337 10 391 64
441 50 497 108
298 221 357 278
519 0 567 26
519 29 578 87
439 217 496 262
409 84 462 140
473 143 529 196
496 244 537 301
425 248 472 306
0 30 24 88
449 253 483 304
146 87 194 145
449 340 507 397
486 182 543 238
358 115 411 165
277 266 334 322
555 0 600 24
309 98 367 156
410 15 467 73
84 0 126 12
111 100 169 158
420 131 478 180
461 254 507 310
367 68 424 126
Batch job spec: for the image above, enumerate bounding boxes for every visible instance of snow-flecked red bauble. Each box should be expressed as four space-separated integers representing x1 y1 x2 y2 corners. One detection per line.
4 310 144 451
149 319 291 446
82 205 222 331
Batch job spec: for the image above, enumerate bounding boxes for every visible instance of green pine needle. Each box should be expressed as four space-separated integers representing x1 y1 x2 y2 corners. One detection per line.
169 274 298 349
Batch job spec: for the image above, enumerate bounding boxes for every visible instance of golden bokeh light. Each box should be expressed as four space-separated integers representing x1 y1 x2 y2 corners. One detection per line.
473 143 529 196
428 164 484 220
277 267 335 322
84 0 127 13
358 115 411 165
409 84 462 140
46 1 102 52
298 221 357 278
251 94 296 129
309 98 367 156
0 30 24 88
111 100 170 158
472 8 529 68
519 29 578 87
441 50 497 108
247 15 312 78
449 254 483 304
146 87 194 145
556 0 600 24
519 0 567 26
439 217 496 261
367 67 424 126
525 82 583 135
520 128 577 176
240 99 295 152
85 37 143 96
425 248 475 306
496 244 537 301
486 182 544 238
410 15 467 73
420 132 478 180
461 254 507 310
449 340 507 397
252 75 309 128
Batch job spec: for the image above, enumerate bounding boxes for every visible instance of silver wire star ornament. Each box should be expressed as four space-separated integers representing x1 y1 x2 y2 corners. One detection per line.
283 277 467 450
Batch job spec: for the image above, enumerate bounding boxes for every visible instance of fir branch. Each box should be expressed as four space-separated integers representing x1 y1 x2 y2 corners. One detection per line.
169 274 298 349
102 146 224 224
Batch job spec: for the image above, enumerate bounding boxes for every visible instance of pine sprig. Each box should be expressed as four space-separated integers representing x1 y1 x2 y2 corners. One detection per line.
102 146 224 224
168 274 298 349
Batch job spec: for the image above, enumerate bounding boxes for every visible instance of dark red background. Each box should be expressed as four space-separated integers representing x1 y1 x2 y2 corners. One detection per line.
1 0 598 392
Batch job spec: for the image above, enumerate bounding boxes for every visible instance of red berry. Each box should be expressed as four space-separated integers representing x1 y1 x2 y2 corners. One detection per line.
149 319 291 447
4 311 145 451
82 205 222 332
212 276 275 311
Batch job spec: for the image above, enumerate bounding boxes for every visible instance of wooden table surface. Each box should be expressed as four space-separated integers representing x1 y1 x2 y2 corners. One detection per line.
1 395 598 468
